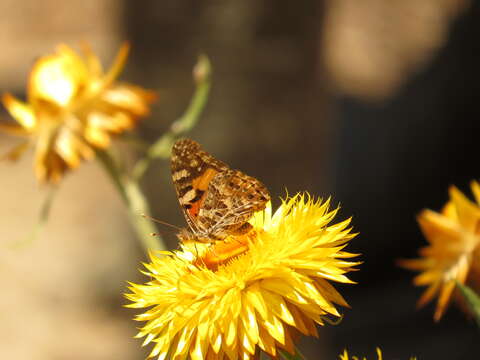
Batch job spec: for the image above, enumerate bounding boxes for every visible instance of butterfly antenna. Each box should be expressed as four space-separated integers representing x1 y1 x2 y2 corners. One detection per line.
194 241 200 258
141 214 182 231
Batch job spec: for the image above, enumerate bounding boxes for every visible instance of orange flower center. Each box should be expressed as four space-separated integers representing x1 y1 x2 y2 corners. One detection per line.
194 232 256 270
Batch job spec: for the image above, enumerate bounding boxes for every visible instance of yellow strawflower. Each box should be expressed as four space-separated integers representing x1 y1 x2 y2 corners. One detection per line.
1 42 156 183
339 348 383 360
399 181 480 321
126 194 360 360
339 348 416 360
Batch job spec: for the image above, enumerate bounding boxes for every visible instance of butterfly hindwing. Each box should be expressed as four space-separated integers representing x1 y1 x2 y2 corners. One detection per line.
198 169 270 237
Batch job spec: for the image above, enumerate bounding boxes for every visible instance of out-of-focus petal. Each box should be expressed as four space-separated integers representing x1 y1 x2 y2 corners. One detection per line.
80 42 103 78
471 181 480 206
101 84 157 116
102 42 130 88
449 185 480 232
0 123 31 137
84 125 111 148
0 140 31 161
339 347 416 360
2 93 36 130
28 48 87 107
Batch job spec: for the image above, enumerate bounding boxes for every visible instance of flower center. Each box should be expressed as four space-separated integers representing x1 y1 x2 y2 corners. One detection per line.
195 232 254 270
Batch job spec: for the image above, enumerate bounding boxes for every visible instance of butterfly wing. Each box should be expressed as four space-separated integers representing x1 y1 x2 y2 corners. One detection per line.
171 138 227 232
171 138 270 241
198 169 270 239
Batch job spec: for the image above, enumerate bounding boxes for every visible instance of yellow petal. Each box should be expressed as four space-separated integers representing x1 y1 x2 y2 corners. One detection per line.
417 282 440 307
0 123 30 137
101 84 157 116
449 186 480 232
80 41 103 78
240 297 259 347
28 47 87 106
339 349 349 360
471 181 480 206
434 280 455 321
442 200 457 221
102 42 130 88
86 111 133 133
1 140 31 161
84 125 111 148
2 93 36 130
417 209 463 247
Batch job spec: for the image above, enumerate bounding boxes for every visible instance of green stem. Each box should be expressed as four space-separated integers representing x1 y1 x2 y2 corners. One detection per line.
95 149 129 204
132 55 212 180
124 178 165 251
456 281 480 327
96 149 165 252
10 185 58 248
279 348 306 360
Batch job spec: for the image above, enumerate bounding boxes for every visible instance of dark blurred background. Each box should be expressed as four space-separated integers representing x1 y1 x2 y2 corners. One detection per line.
0 1 479 359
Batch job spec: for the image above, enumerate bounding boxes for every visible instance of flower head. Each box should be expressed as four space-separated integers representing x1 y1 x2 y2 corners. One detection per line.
126 194 359 360
399 181 480 321
1 42 156 182
339 348 416 360
339 348 383 360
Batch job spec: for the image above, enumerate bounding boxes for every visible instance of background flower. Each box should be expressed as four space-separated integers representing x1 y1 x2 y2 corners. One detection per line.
339 348 416 360
126 194 359 360
1 42 157 182
399 181 480 321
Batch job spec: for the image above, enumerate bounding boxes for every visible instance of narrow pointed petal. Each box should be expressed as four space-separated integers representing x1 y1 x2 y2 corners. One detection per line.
2 93 36 130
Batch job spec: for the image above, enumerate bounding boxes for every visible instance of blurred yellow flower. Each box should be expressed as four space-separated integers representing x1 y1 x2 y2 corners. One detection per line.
399 181 480 321
339 348 416 360
126 194 359 360
339 348 383 360
1 42 156 183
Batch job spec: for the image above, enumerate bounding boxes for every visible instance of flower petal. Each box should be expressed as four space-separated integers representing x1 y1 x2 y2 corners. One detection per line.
2 93 36 130
28 45 88 106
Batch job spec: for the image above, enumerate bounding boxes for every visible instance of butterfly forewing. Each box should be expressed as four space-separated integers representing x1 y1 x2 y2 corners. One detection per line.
171 138 270 242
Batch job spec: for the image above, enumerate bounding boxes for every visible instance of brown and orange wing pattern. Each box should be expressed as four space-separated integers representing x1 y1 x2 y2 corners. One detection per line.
171 138 270 241
198 169 270 238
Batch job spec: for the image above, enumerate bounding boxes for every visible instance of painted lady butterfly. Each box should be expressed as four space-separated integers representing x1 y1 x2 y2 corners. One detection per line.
171 138 270 243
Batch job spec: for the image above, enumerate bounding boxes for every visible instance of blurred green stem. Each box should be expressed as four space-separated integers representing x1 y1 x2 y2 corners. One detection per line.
10 185 57 248
96 149 165 252
456 281 480 327
124 178 164 251
279 348 306 360
95 56 211 252
132 55 212 180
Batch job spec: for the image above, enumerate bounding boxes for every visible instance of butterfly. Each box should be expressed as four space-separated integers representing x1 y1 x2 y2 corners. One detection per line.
171 138 270 243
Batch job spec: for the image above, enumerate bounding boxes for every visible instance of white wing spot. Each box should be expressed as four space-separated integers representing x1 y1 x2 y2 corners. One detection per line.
173 169 189 181
182 188 197 202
